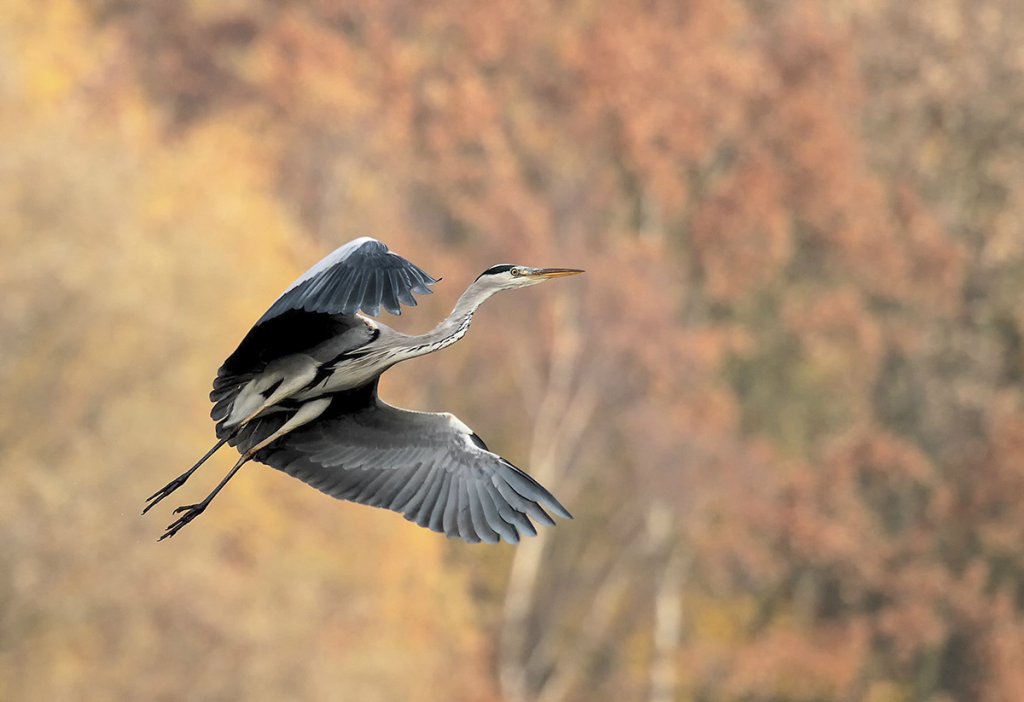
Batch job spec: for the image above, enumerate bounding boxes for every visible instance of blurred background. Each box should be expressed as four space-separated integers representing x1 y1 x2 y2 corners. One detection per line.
3 1 1024 700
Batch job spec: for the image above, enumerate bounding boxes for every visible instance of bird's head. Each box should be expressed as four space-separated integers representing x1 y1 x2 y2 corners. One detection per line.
474 264 584 290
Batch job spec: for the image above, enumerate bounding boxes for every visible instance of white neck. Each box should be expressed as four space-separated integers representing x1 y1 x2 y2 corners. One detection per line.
404 278 502 356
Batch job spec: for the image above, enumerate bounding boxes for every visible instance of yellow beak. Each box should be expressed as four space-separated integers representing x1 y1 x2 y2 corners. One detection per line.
525 267 585 280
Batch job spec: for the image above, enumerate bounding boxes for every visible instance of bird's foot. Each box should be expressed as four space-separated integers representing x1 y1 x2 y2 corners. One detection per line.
143 475 190 515
158 502 207 541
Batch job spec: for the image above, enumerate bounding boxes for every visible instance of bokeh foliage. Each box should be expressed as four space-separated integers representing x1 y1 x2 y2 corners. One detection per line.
2 1 1024 701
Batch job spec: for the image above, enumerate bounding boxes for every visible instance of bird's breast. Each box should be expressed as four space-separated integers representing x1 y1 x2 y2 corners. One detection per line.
293 353 389 399
292 316 473 401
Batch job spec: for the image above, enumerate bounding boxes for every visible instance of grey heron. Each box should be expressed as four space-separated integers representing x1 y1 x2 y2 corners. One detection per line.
144 237 582 544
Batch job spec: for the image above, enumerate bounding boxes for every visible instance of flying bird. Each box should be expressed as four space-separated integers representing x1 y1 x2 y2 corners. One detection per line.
144 237 582 544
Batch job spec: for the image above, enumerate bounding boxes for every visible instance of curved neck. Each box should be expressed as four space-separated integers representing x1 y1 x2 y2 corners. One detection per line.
409 279 500 353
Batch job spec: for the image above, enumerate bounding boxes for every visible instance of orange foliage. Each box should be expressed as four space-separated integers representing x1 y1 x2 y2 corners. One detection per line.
3 0 1024 700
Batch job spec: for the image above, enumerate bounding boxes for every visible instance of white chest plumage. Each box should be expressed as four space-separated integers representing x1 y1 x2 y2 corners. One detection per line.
294 313 475 400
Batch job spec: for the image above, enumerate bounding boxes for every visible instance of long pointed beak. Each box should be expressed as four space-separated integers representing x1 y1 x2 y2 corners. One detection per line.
525 267 585 280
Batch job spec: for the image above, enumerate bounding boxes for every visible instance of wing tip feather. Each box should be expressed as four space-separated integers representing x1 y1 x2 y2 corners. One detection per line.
257 237 438 322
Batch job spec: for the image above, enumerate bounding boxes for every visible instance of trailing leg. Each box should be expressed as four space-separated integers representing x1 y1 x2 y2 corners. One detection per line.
158 398 331 540
143 436 231 515
159 454 250 540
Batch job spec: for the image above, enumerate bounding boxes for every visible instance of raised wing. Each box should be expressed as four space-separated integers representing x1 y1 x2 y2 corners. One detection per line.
258 237 438 323
254 389 572 544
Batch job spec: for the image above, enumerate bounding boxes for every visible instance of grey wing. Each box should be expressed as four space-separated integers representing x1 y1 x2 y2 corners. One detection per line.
258 237 438 323
255 399 572 544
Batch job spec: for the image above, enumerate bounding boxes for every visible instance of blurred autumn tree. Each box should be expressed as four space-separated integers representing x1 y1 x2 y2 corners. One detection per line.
2 0 1023 700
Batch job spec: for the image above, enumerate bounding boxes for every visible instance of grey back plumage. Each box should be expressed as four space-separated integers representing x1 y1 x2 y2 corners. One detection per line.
254 381 572 544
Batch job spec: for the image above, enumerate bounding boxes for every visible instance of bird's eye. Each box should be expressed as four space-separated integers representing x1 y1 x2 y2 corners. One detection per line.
510 267 521 277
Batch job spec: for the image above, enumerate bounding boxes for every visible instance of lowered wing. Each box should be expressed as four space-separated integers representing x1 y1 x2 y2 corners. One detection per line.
253 384 572 544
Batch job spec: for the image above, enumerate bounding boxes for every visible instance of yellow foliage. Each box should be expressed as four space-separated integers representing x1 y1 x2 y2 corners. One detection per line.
0 9 492 701
4 1 1024 700
0 0 109 110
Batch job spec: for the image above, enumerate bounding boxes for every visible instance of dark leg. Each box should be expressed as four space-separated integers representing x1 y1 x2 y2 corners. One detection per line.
159 455 250 541
143 437 230 515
